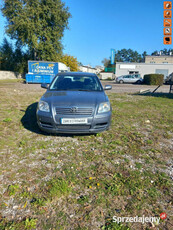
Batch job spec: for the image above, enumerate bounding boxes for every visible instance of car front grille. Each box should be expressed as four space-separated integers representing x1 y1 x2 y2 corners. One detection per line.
55 107 93 116
57 125 91 130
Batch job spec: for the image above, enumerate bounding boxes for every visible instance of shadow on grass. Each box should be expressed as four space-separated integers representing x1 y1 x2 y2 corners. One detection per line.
21 102 95 137
21 102 42 134
135 92 173 99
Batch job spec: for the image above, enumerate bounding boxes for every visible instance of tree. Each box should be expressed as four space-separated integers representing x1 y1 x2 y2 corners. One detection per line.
114 49 142 63
141 51 147 62
13 44 30 73
0 37 31 73
0 38 14 71
151 50 159 56
59 54 79 72
151 49 173 55
101 58 110 68
102 49 147 66
78 62 83 66
2 0 71 61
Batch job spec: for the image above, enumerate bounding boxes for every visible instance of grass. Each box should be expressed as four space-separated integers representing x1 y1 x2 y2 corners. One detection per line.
0 80 173 229
0 78 24 84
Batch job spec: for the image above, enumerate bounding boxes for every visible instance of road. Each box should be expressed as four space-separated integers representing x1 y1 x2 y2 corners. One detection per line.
3 80 171 94
101 81 171 93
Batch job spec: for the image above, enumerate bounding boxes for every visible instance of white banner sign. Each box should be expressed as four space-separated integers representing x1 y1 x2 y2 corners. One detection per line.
120 65 136 69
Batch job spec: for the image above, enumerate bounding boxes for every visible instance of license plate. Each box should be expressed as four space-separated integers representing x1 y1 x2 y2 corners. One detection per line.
61 118 88 124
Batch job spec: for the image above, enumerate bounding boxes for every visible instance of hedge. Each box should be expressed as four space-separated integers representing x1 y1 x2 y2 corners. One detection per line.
143 74 164 85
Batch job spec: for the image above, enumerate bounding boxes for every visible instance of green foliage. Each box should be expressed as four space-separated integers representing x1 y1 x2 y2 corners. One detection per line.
2 0 71 61
13 45 29 73
115 49 143 63
31 197 46 207
58 54 79 71
0 38 14 71
24 218 37 230
77 195 89 204
3 118 12 122
104 170 160 199
102 49 147 66
151 48 173 55
0 217 37 230
103 48 173 66
0 38 29 73
47 177 71 198
8 184 20 196
103 219 130 230
102 58 110 68
143 74 164 85
106 77 113 80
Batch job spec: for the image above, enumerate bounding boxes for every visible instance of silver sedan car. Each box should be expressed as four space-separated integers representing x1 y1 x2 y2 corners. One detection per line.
116 74 143 84
36 72 112 134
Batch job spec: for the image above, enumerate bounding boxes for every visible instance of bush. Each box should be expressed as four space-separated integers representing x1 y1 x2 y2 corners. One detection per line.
143 74 164 85
106 77 113 81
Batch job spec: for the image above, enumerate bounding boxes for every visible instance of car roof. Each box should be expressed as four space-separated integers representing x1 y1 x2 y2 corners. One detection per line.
56 72 97 77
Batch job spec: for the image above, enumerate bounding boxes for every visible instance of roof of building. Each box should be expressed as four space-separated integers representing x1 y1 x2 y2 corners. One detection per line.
116 62 173 65
80 65 97 69
145 55 173 58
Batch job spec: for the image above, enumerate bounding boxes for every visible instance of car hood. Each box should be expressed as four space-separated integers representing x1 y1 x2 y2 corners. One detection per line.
41 90 108 107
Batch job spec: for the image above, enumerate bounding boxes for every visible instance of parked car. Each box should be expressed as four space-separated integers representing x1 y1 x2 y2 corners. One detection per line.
37 72 112 134
165 72 173 84
116 74 143 84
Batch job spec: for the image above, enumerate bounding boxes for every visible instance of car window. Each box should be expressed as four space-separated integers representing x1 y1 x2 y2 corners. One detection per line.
50 75 103 91
134 75 140 78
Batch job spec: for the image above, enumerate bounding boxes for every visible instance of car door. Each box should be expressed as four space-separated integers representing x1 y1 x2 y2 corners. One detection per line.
131 75 137 83
123 75 129 83
133 74 140 83
127 75 134 83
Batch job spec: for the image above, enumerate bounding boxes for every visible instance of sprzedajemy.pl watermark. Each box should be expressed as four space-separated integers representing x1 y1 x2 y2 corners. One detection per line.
113 212 167 224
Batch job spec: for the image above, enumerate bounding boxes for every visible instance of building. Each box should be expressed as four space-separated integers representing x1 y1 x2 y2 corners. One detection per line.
79 65 104 74
145 55 173 64
79 65 97 74
99 72 115 80
116 62 173 79
95 65 104 73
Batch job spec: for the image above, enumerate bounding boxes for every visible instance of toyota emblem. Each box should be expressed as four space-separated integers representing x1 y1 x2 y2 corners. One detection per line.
71 107 78 113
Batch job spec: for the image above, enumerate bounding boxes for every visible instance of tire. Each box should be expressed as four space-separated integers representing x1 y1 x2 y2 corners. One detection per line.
136 80 141 84
119 80 124 84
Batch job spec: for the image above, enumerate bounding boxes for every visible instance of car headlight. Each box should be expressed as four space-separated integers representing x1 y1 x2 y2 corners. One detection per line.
98 102 110 113
38 101 50 112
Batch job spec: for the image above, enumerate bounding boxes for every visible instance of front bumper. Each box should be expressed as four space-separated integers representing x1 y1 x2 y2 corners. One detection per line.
36 110 111 134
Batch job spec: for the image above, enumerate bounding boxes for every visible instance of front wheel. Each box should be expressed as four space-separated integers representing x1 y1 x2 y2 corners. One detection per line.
119 80 124 84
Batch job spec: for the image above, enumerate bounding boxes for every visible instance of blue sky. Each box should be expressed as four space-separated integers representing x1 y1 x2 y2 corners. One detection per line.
0 0 172 66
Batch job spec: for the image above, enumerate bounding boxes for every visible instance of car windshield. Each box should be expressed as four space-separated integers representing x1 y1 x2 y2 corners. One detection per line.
49 75 103 91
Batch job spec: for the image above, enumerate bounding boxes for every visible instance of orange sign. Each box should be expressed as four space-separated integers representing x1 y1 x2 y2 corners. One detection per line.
164 36 172 44
164 27 172 35
164 19 172 27
164 10 172 18
164 1 172 9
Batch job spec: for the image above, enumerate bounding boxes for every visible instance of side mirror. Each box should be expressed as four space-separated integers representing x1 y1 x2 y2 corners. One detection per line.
104 85 112 90
41 83 49 89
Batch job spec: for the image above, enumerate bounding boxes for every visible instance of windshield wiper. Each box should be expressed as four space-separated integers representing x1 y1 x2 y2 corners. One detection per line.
50 89 97 91
77 89 92 91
